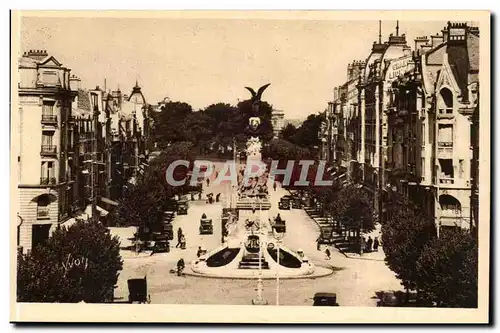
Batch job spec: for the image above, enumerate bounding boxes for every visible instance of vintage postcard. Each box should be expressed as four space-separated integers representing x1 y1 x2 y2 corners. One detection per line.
10 10 490 323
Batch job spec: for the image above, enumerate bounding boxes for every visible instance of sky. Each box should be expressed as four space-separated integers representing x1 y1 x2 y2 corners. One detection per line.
20 16 448 120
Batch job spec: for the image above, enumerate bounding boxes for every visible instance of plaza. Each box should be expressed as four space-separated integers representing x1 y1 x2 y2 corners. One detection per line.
111 163 404 306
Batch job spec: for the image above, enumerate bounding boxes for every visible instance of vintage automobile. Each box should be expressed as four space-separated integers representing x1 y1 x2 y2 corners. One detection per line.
318 226 334 244
177 200 188 215
278 196 291 210
291 197 302 209
313 292 339 306
127 276 151 304
273 218 286 233
161 222 174 241
163 211 175 222
199 218 213 235
151 233 170 253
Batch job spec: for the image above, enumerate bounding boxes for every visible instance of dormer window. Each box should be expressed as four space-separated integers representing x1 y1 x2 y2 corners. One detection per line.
438 88 454 115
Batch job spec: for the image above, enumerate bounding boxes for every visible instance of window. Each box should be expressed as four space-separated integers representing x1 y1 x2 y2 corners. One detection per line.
440 88 454 109
36 194 52 220
41 161 54 180
439 159 454 178
421 123 425 145
421 158 425 177
438 124 453 145
42 101 55 116
459 159 464 178
41 132 54 146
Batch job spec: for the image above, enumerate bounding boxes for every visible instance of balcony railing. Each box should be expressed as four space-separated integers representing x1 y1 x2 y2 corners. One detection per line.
36 207 50 219
439 177 455 185
40 177 57 185
40 145 57 156
438 141 453 147
438 108 454 119
41 115 58 124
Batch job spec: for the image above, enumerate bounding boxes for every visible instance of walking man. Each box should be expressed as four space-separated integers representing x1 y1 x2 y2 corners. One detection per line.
325 247 331 260
176 227 183 248
367 236 373 253
373 237 380 252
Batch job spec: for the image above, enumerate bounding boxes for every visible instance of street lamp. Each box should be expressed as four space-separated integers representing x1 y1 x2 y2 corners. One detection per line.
252 199 267 305
273 228 285 306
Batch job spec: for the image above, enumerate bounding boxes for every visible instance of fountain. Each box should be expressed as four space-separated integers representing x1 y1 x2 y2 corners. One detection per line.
189 85 331 280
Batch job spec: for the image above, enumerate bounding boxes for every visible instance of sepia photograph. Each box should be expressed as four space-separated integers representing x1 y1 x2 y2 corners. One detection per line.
10 10 490 323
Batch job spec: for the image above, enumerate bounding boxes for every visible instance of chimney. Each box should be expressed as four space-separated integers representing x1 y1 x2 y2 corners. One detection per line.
442 26 449 42
414 36 429 51
333 87 338 101
69 74 81 91
347 63 353 81
430 33 444 47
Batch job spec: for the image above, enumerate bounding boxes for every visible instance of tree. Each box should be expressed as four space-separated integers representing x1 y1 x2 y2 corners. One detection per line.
17 219 123 303
382 193 437 294
154 101 194 147
292 113 325 149
416 229 478 308
329 184 376 237
280 123 298 143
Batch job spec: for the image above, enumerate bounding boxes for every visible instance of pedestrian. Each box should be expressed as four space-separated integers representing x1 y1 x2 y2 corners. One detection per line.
180 234 186 250
367 236 373 253
197 246 203 258
325 247 331 260
216 193 221 202
373 237 380 252
176 228 183 248
206 178 210 187
177 258 185 276
273 181 277 192
316 236 321 251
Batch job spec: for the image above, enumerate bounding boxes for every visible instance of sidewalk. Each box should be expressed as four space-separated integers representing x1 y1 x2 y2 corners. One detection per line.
301 205 386 262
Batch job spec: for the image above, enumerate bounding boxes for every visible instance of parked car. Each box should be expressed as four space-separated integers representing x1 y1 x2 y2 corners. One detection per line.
278 196 291 210
291 197 302 209
177 200 188 215
318 226 334 244
313 292 339 306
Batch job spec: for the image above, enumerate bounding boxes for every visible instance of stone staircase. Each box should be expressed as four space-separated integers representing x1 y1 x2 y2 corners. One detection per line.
238 253 269 269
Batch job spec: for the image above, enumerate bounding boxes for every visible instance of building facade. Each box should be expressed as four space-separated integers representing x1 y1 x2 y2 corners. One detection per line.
17 50 77 252
327 21 480 234
271 109 285 138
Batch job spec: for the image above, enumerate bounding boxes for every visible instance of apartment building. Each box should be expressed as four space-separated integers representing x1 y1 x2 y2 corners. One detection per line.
17 50 77 252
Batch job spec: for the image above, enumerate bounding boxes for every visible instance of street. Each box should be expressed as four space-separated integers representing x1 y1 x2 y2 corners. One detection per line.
111 168 404 306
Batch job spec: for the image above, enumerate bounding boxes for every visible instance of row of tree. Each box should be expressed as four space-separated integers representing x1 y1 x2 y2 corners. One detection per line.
109 141 198 238
382 193 478 308
153 100 274 156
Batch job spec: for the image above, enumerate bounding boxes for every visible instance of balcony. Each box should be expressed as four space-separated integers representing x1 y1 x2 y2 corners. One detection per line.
41 115 58 126
40 177 57 185
40 145 57 157
438 142 453 158
439 177 455 185
438 108 454 119
36 207 50 220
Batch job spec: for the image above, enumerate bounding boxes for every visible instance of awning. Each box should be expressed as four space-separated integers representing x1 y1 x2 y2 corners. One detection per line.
101 197 119 206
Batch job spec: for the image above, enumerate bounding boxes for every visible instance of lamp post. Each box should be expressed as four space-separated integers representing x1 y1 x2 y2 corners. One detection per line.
252 199 267 305
273 229 284 306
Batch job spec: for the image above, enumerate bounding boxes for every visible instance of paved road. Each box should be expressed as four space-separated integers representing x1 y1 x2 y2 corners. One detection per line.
112 163 404 306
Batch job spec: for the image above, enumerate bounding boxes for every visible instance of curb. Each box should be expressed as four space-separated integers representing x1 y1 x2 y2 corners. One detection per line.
183 264 336 280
